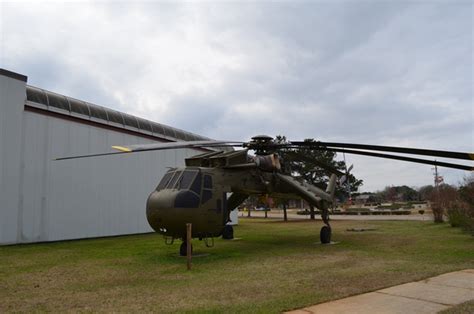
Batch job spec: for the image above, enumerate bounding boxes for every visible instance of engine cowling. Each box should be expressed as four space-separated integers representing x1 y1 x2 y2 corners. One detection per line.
253 154 281 172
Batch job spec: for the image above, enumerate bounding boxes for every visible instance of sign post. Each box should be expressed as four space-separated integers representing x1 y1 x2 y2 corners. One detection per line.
186 223 192 270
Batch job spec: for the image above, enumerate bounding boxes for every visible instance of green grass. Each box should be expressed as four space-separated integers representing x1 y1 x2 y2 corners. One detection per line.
1 219 473 313
439 300 474 314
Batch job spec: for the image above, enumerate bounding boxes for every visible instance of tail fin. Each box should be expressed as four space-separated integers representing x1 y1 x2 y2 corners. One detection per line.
326 174 338 200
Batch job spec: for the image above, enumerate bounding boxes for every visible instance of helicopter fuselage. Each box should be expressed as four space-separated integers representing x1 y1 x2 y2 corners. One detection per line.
146 166 268 240
146 163 334 240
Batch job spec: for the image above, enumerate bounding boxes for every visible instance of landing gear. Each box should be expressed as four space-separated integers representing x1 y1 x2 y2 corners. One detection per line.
320 208 332 244
179 241 193 256
320 225 331 244
222 225 234 240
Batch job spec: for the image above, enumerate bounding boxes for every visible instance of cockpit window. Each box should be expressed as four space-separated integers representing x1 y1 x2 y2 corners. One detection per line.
189 172 202 194
203 175 213 189
201 174 213 204
202 190 212 204
167 171 183 189
177 170 198 190
156 172 173 190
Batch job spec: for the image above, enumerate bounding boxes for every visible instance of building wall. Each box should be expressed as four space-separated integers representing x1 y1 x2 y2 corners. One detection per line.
0 71 27 244
1 71 202 244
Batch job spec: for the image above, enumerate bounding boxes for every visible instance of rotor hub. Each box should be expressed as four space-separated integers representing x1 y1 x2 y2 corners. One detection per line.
247 135 275 155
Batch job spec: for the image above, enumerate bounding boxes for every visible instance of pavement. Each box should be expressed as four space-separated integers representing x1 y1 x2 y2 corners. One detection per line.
286 269 474 314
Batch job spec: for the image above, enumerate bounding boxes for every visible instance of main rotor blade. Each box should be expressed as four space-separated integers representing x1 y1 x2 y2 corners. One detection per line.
324 148 473 171
112 140 243 153
55 140 243 161
55 151 129 161
290 141 474 161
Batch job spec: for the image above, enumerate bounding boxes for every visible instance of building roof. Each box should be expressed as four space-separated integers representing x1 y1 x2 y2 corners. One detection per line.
25 85 212 143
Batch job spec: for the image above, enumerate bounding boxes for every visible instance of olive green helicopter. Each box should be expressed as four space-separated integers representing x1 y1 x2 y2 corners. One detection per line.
57 135 473 256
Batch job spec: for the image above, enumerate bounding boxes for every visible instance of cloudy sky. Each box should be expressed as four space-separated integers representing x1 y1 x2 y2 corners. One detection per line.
1 0 472 191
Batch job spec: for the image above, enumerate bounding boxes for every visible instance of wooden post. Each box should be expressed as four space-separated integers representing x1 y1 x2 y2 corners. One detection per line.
186 223 192 270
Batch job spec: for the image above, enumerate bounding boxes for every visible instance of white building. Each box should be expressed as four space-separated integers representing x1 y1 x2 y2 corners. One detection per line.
0 69 217 245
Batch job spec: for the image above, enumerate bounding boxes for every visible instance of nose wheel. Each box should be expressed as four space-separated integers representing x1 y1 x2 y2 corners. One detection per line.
320 208 332 244
179 241 193 256
222 225 234 240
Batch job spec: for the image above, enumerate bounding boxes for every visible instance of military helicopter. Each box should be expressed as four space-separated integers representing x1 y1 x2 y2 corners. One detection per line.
57 135 473 256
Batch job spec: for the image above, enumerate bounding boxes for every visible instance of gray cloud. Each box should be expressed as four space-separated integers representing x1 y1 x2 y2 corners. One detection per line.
1 1 471 191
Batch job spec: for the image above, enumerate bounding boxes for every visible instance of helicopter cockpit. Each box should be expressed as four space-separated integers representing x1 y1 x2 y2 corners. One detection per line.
155 168 214 208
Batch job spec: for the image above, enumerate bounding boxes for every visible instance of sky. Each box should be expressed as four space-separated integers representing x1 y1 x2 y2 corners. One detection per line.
1 0 472 192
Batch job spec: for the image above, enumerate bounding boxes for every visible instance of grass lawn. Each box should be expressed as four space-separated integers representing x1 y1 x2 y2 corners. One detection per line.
440 300 474 314
1 218 473 313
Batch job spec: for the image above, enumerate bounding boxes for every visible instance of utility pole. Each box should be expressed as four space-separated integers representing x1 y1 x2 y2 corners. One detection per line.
433 164 439 208
432 163 444 223
433 164 444 191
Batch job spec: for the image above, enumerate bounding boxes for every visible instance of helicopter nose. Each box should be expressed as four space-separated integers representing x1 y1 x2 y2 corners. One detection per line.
146 190 174 232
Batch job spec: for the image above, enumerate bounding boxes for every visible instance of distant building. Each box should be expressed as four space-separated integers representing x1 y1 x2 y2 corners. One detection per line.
353 194 377 205
0 69 225 245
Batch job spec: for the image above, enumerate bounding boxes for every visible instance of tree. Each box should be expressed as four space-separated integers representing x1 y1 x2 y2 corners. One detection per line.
430 184 458 223
272 196 289 221
459 174 474 206
400 186 419 201
275 136 363 201
418 185 435 201
376 185 420 202
449 175 474 234
380 186 399 202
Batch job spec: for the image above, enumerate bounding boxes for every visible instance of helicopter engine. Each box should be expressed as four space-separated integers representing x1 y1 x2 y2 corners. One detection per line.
252 154 281 172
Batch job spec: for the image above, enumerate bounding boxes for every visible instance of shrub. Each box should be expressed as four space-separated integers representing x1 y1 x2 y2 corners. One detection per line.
409 201 427 205
447 207 465 228
393 210 411 215
347 207 370 212
446 201 474 235
432 205 444 223
376 204 402 210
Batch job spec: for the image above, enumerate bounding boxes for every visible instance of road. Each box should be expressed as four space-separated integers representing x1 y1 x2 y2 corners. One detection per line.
240 210 428 221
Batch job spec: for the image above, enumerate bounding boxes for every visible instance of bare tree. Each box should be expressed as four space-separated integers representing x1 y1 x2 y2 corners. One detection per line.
430 184 458 223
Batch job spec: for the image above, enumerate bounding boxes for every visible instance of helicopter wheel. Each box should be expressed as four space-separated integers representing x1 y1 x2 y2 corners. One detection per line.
320 225 331 244
222 225 234 240
179 241 193 256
